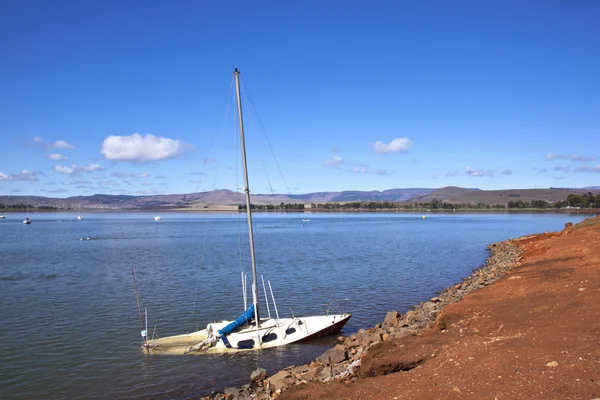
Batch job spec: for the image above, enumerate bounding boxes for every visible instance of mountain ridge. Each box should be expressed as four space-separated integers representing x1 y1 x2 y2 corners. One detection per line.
0 186 596 210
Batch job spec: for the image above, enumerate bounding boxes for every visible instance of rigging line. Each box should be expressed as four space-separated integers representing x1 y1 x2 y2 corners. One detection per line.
241 79 328 311
239 79 323 313
131 266 145 332
241 79 292 193
190 78 235 323
231 74 247 301
234 76 246 288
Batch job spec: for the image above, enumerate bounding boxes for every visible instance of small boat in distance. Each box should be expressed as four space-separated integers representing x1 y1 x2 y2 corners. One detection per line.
23 196 31 224
0 214 6 220
77 204 83 220
153 216 162 221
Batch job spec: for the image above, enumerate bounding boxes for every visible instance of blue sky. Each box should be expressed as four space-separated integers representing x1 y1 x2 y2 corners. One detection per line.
1 0 599 198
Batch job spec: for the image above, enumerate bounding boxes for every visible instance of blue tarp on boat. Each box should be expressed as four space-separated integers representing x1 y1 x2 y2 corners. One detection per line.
217 304 255 347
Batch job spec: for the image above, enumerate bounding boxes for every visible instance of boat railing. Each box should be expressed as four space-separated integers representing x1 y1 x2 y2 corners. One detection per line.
286 298 350 318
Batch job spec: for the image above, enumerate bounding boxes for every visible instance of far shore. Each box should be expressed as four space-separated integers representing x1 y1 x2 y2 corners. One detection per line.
2 207 598 214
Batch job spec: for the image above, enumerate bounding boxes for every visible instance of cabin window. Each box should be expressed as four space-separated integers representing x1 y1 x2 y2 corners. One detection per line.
262 333 277 343
285 327 296 335
236 339 255 349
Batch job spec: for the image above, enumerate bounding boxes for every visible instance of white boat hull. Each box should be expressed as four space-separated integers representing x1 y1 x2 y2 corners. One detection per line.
146 313 351 355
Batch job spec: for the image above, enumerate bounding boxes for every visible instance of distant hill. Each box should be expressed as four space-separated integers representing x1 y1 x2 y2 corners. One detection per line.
0 188 435 210
411 186 481 202
0 186 591 210
287 188 434 203
415 187 584 206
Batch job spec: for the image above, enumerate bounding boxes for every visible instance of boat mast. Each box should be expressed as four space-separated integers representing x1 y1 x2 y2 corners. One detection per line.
233 68 261 330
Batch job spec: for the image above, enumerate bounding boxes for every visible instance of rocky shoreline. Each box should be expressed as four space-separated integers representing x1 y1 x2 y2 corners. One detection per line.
197 237 525 400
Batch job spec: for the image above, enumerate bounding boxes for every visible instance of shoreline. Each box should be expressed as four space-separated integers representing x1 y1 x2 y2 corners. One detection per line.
1 208 597 214
194 219 595 399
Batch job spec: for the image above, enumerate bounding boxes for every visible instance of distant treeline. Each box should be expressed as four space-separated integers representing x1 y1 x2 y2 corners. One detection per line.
238 202 306 211
313 193 599 210
0 203 58 210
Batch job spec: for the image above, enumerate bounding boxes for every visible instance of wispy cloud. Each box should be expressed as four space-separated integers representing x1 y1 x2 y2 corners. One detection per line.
374 169 390 176
372 137 413 154
445 171 457 177
53 164 105 175
465 166 494 177
546 153 597 162
110 172 150 179
66 180 92 186
432 174 439 180
325 156 344 168
349 162 368 174
98 180 120 187
0 169 42 181
42 188 69 194
553 165 571 172
52 140 74 149
101 133 191 162
500 169 513 175
46 153 68 161
575 164 600 173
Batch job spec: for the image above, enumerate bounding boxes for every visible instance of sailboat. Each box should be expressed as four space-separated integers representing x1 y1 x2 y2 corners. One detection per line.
77 204 83 220
144 69 351 354
23 196 31 224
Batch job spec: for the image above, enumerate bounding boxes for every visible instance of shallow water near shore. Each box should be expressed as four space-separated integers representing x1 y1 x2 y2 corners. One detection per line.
0 212 591 399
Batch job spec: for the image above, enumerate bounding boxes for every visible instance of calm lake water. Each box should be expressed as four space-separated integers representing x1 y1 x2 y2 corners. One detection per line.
0 211 591 399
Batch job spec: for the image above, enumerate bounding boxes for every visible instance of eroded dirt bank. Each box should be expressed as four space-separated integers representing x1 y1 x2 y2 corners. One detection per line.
280 217 600 400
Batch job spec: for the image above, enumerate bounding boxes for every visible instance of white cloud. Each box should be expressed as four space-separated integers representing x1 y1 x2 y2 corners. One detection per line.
352 167 367 173
33 136 43 143
445 171 457 177
501 169 513 175
372 137 413 154
325 156 344 168
0 169 42 181
54 164 105 175
47 153 68 161
54 165 74 174
101 133 189 162
465 166 494 177
52 140 75 149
